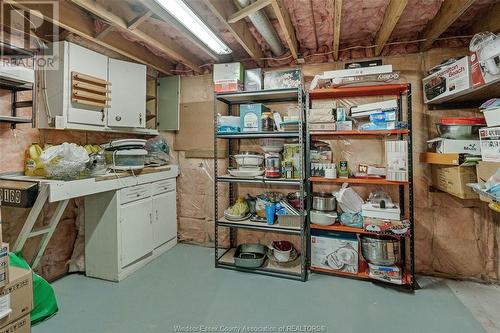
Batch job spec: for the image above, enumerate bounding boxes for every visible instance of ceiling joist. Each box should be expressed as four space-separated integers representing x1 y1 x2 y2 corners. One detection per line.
332 0 342 60
374 0 408 56
473 1 500 33
270 0 298 62
228 0 271 24
205 0 264 66
69 0 203 73
6 0 174 75
127 9 152 31
95 24 113 40
420 0 475 51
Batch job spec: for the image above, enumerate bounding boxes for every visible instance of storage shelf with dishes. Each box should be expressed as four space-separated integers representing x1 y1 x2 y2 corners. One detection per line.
309 176 409 186
310 222 409 238
218 175 302 186
216 131 300 139
213 87 308 282
218 217 301 235
0 43 36 129
306 83 415 289
311 129 409 137
217 248 302 280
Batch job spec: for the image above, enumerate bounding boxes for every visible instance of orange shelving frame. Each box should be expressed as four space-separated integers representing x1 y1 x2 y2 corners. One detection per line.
308 84 408 99
309 176 409 185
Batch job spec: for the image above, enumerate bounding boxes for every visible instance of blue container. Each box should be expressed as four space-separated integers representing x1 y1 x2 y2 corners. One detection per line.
240 104 269 132
265 203 276 225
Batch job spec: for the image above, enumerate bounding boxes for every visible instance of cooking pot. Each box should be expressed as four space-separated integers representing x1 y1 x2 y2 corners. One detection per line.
360 235 401 266
312 192 336 212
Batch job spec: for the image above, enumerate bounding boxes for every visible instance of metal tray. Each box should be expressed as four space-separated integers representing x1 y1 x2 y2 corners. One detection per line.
234 244 267 268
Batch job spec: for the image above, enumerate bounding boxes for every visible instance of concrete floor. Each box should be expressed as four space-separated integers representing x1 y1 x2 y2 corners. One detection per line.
33 244 493 333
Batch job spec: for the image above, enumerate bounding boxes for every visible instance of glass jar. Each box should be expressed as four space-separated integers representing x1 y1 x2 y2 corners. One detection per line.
261 112 274 132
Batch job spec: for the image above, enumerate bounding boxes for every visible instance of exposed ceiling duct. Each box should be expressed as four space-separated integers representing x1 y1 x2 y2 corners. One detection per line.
236 0 285 56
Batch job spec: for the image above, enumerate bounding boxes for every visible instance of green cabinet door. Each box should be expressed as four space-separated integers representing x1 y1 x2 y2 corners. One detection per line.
157 75 180 131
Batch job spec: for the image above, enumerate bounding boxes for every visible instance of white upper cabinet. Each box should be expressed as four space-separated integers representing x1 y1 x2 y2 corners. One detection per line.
41 41 154 134
67 43 108 126
107 59 147 128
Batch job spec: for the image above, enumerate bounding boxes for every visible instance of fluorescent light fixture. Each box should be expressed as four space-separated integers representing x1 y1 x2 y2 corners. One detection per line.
155 0 232 55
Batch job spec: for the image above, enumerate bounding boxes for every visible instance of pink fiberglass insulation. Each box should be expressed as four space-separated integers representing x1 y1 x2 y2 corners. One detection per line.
339 0 390 46
442 0 497 37
283 0 319 51
389 0 442 42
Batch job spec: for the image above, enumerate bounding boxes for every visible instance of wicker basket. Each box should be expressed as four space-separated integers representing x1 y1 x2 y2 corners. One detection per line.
277 215 301 228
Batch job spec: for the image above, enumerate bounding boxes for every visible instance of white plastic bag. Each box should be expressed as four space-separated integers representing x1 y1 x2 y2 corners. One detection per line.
335 183 364 213
40 143 89 180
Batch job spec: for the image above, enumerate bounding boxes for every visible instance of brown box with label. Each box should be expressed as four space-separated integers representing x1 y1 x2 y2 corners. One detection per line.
432 165 478 199
0 244 9 290
0 267 33 328
0 315 30 333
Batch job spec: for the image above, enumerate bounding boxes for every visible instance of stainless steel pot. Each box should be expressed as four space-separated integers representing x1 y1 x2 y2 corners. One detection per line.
360 235 401 266
312 192 336 212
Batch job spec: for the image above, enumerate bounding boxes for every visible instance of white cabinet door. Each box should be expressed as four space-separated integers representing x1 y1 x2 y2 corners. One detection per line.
152 190 177 248
67 42 108 126
107 59 146 128
120 198 153 267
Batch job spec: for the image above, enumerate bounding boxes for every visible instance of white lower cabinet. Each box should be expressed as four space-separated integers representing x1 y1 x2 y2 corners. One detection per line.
85 177 177 282
152 190 176 249
120 198 153 267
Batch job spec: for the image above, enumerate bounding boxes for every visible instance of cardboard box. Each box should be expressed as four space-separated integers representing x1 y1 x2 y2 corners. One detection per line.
432 165 478 199
423 57 471 103
240 104 269 132
311 230 358 273
213 63 243 92
482 107 500 128
309 122 336 131
427 138 481 155
420 152 464 165
263 69 301 89
479 127 500 162
470 41 500 88
0 244 9 289
0 267 33 327
0 315 30 333
336 121 352 131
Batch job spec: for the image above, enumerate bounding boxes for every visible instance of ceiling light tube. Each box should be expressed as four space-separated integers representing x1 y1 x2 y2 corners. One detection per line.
154 0 232 55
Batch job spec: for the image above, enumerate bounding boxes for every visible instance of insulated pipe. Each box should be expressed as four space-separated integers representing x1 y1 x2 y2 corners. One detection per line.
236 0 285 56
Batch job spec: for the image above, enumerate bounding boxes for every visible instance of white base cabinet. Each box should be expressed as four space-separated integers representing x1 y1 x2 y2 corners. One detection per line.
85 175 177 282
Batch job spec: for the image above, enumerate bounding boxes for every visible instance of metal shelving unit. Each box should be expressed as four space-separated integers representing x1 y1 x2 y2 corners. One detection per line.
306 83 416 290
213 87 308 282
0 43 36 129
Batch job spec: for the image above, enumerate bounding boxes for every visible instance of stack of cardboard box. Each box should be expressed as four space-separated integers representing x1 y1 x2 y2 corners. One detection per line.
0 226 33 333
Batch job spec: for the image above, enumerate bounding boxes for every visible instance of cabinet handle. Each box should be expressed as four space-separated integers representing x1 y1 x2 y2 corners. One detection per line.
149 212 152 224
139 113 143 125
155 209 158 220
101 110 105 122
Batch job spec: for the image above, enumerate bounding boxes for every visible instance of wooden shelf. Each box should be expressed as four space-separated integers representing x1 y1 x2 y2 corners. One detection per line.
311 129 409 136
218 248 302 276
310 266 370 280
309 176 408 185
427 78 500 107
309 84 408 99
310 266 413 286
146 95 156 101
218 217 301 234
310 223 408 238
